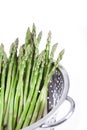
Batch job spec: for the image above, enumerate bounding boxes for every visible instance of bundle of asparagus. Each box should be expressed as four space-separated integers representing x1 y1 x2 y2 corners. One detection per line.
0 24 64 130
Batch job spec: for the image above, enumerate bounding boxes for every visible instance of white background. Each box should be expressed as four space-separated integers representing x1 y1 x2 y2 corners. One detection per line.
0 0 87 130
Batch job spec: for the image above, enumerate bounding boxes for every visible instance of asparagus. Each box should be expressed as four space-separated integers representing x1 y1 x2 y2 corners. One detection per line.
23 30 42 108
17 46 33 122
44 31 51 77
23 47 33 107
4 39 18 125
0 46 7 130
13 45 30 129
30 49 64 124
43 43 58 117
0 24 65 130
37 50 65 120
15 51 45 130
31 31 42 75
25 27 31 48
7 59 17 130
8 45 24 130
32 23 36 39
28 31 42 96
0 44 4 93
23 27 33 107
42 32 52 117
23 51 45 128
37 42 58 119
36 93 46 121
0 44 4 73
46 43 58 74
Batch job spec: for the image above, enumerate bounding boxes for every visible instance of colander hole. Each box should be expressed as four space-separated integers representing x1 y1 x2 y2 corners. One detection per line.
50 85 52 88
49 101 51 104
51 90 53 93
56 87 58 90
57 80 59 83
47 97 49 99
49 80 52 83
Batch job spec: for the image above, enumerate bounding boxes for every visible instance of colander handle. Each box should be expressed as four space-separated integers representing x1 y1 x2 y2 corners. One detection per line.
41 96 75 128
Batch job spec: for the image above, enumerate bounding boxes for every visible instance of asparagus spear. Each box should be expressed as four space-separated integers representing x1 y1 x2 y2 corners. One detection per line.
23 51 45 127
16 51 44 130
46 43 58 74
44 43 58 116
0 46 7 130
31 31 42 76
32 23 36 39
15 51 45 130
41 32 52 117
8 45 24 130
30 49 64 124
36 93 46 121
13 45 30 129
25 31 42 106
17 46 33 121
23 26 34 106
0 44 4 91
23 25 38 104
25 27 31 48
23 46 33 107
37 49 65 120
7 59 17 130
4 39 18 125
44 31 51 77
0 44 4 73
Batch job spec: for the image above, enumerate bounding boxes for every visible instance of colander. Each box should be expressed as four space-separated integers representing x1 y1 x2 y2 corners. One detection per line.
23 65 75 130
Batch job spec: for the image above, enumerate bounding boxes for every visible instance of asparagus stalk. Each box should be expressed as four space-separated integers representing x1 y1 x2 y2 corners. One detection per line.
0 46 7 130
15 51 45 130
31 31 42 76
27 31 42 98
37 49 65 120
13 45 30 129
23 46 33 107
32 23 36 39
44 31 51 77
36 93 46 121
30 49 64 124
17 44 33 119
8 45 24 130
43 43 58 117
22 51 45 128
4 39 18 125
25 27 31 48
42 32 52 117
26 31 42 105
0 44 4 73
7 59 17 130
46 43 58 74
37 42 58 119
0 44 4 90
23 27 33 107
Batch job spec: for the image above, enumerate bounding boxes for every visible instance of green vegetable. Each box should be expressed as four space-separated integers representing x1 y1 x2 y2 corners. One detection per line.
13 45 30 129
0 24 64 130
0 45 7 130
30 49 64 124
4 39 18 125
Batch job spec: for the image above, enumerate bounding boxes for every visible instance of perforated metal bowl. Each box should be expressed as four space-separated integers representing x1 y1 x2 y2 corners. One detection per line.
23 65 75 130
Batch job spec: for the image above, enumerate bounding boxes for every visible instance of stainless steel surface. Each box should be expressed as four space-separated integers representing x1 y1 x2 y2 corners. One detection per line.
41 96 75 128
23 66 75 130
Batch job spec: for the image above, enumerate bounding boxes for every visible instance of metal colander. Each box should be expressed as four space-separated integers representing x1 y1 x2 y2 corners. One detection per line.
23 65 75 130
